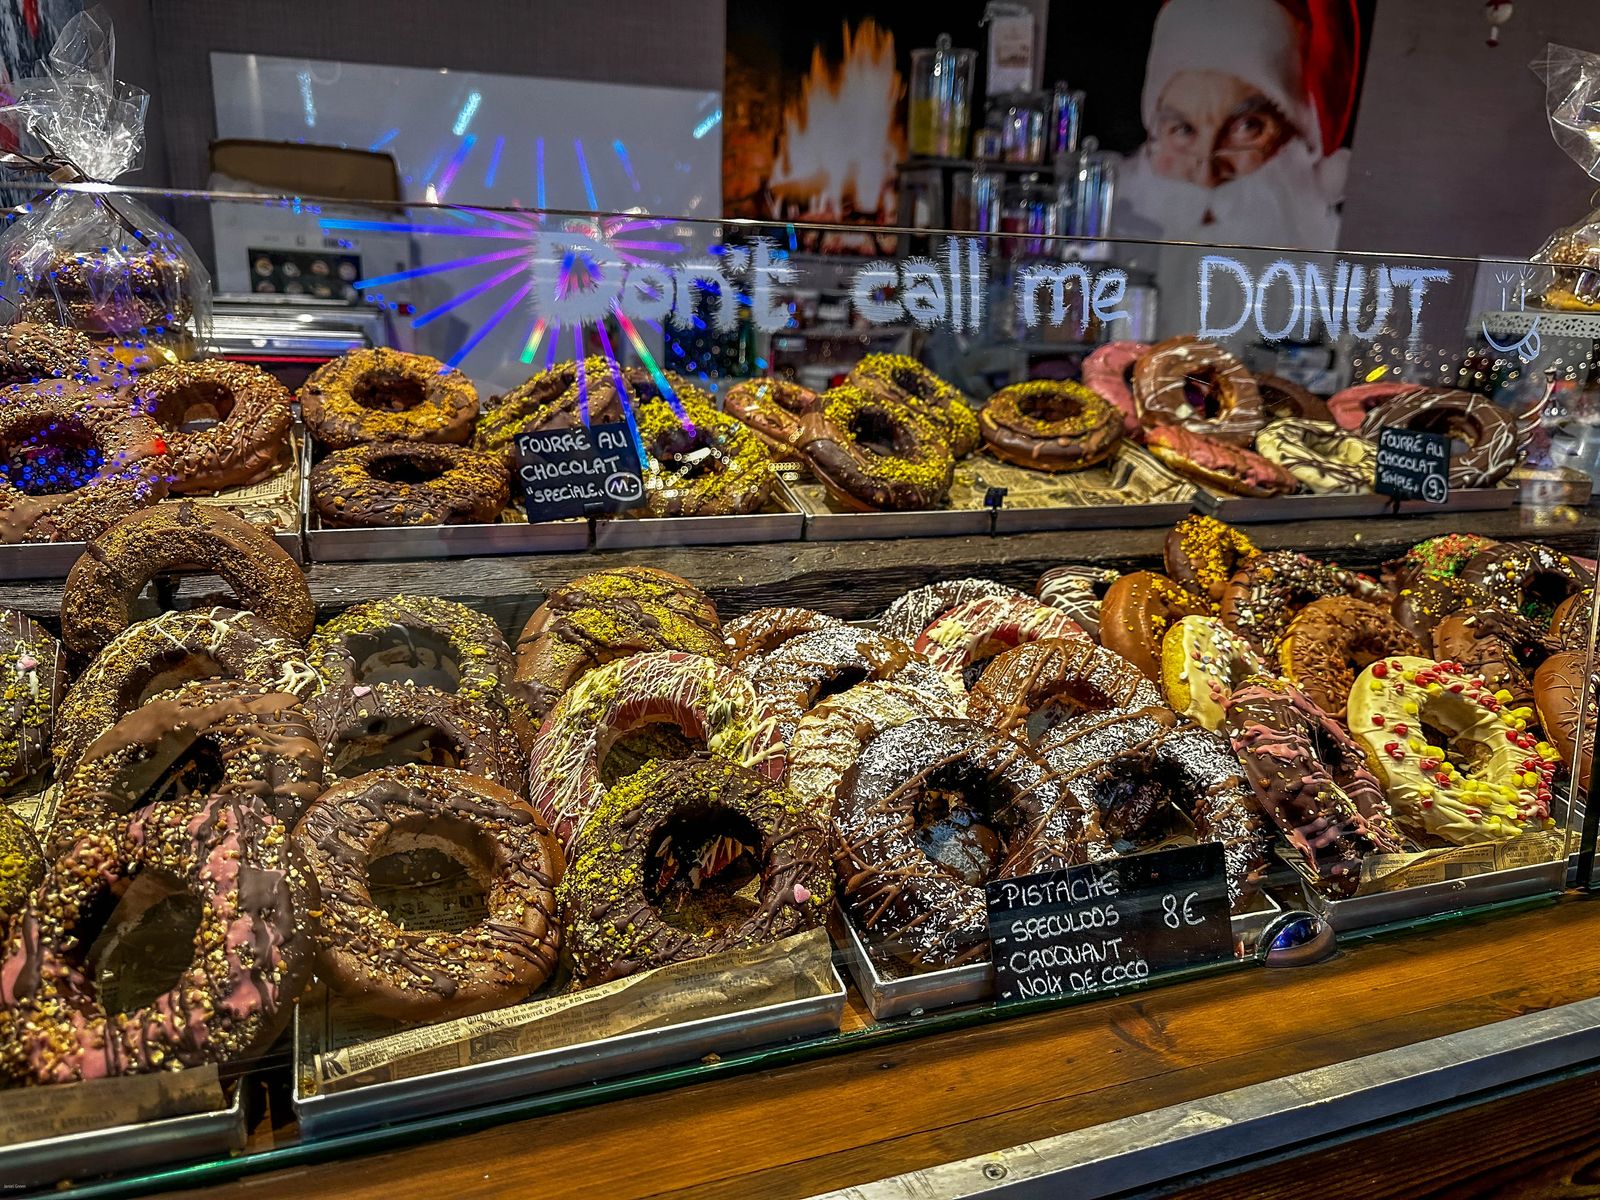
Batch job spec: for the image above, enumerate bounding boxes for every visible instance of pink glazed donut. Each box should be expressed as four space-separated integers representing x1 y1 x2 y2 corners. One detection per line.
1081 341 1150 439
526 650 786 854
1326 382 1415 431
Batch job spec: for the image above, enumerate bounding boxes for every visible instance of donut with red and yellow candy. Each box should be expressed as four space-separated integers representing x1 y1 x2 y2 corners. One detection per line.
1345 655 1558 845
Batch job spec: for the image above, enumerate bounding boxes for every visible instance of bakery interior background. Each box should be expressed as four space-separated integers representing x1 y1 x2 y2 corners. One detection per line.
4 0 1597 259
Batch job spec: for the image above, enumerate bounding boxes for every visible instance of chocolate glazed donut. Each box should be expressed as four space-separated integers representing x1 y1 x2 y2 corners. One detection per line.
1358 388 1521 488
724 606 844 665
0 608 64 790
723 378 821 459
966 636 1162 739
61 501 315 660
311 441 510 528
978 380 1122 471
1278 596 1423 722
299 347 478 449
0 322 96 385
1533 651 1595 789
835 717 1106 968
558 756 831 984
293 764 563 1022
132 360 293 494
1461 541 1593 625
1255 373 1331 422
1134 335 1265 444
793 384 954 512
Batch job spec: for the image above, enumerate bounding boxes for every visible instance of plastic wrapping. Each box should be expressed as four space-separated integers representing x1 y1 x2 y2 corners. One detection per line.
1530 45 1600 310
0 8 210 357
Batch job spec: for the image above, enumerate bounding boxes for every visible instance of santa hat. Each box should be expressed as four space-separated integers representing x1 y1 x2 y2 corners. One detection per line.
1141 0 1327 156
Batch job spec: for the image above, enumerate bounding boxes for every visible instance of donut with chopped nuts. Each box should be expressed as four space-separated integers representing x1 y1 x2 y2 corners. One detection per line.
310 440 509 527
1163 514 1258 608
132 360 292 493
1279 597 1423 723
0 609 63 791
847 353 980 456
311 683 523 793
1222 551 1386 654
299 347 477 449
0 807 42 922
0 321 97 385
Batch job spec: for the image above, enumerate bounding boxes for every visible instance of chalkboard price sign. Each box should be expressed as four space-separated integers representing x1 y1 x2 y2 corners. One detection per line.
513 422 647 522
1374 427 1451 504
985 842 1233 1004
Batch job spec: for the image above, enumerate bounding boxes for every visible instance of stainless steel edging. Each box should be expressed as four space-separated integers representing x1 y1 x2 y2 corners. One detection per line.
814 994 1600 1200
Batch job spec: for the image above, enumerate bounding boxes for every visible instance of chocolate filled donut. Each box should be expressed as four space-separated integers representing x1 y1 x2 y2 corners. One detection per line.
1255 374 1331 422
847 353 980 457
1533 651 1595 788
293 764 562 1022
877 578 1026 642
1279 597 1423 722
1134 335 1264 444
310 440 510 527
61 501 314 659
1461 541 1593 625
724 606 844 665
1224 680 1401 898
311 683 524 793
0 321 96 385
0 608 64 791
967 636 1162 739
978 380 1122 471
1358 388 1521 488
836 717 1105 968
514 567 726 721
793 384 954 512
1384 533 1502 591
1222 551 1385 653
0 787 313 1083
1100 571 1209 681
723 377 820 460
51 680 325 853
0 382 170 544
132 360 293 494
1164 514 1258 607
559 756 830 984
54 607 320 776
1431 608 1558 708
636 398 776 517
1035 565 1120 640
299 347 478 449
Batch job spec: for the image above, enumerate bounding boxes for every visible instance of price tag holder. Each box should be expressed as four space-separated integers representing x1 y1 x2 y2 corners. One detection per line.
1374 427 1451 504
985 842 1233 1004
513 422 647 522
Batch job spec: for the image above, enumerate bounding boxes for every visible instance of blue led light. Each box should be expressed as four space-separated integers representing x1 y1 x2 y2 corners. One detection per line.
692 108 722 139
452 91 483 137
573 139 598 212
369 128 400 152
485 136 505 188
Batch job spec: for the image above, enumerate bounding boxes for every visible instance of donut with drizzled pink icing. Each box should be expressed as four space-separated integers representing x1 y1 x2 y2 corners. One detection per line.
527 650 785 854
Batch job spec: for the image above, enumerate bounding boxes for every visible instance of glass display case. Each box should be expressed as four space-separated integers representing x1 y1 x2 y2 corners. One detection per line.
1 180 1597 1195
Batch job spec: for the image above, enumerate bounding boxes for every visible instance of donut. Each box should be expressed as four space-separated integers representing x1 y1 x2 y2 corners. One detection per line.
787 679 964 817
0 788 312 1083
310 440 510 527
877 578 1026 642
513 567 726 721
474 357 614 458
1222 551 1385 653
1163 515 1258 607
1431 609 1557 709
1254 418 1376 494
746 624 952 744
131 360 293 494
1385 534 1502 590
1326 381 1413 431
18 249 194 336
724 607 844 665
1551 589 1592 650
835 717 1107 968
309 594 522 737
1357 389 1521 488
912 593 1084 686
299 347 478 449
1223 679 1401 897
527 651 784 853
846 353 980 456
50 680 324 854
1255 374 1331 422
978 380 1123 471
0 609 64 791
1100 571 1209 681
0 382 170 544
1145 424 1297 497
0 322 96 385
1346 656 1558 844
1461 542 1593 625
1080 340 1148 438
966 636 1162 738
722 378 820 460
792 384 954 512
1040 707 1268 906
1133 335 1264 444
1034 565 1120 640
1279 597 1423 722
1160 615 1267 731
0 806 43 921
292 764 561 1022
635 397 776 517
311 683 524 793
1532 651 1594 786
61 501 315 660
558 756 829 984
53 607 319 776
1393 575 1496 647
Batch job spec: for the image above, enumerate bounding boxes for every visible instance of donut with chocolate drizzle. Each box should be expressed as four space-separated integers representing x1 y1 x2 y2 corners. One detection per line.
723 606 844 666
967 635 1162 740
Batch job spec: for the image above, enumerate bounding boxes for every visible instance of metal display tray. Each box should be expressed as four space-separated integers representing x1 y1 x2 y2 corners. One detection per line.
993 497 1193 534
292 962 847 1139
0 527 303 580
839 892 1283 1021
0 1076 244 1191
593 507 805 549
1296 857 1566 933
304 514 590 561
1196 485 1517 524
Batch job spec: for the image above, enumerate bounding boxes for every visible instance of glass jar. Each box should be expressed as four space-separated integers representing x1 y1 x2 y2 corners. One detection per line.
909 34 976 159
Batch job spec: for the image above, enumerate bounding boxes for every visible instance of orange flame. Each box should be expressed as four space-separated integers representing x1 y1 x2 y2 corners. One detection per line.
770 19 904 226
